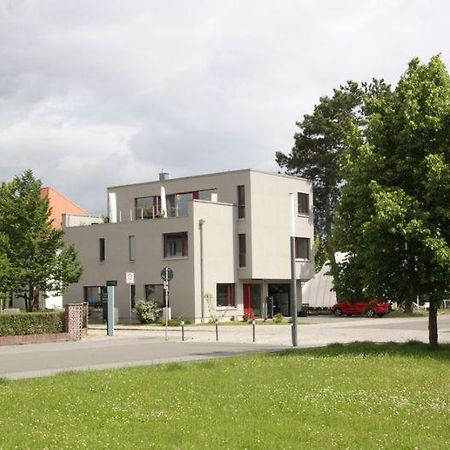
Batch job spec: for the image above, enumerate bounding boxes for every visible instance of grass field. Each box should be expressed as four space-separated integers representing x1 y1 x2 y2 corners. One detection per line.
1 342 450 449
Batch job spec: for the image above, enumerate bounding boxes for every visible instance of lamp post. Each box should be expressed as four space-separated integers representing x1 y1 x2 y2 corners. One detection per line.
289 193 298 347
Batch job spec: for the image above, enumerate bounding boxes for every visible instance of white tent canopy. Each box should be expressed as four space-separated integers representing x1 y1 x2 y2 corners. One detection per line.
302 252 348 308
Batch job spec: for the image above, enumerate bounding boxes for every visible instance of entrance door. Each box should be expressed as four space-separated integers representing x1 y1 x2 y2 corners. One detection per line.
243 284 262 318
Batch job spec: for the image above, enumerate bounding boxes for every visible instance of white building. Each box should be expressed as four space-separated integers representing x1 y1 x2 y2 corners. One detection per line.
63 169 314 322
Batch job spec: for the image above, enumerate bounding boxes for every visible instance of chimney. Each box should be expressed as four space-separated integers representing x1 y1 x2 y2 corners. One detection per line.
159 171 169 181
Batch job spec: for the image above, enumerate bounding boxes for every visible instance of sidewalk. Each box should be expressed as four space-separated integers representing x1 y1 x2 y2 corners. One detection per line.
2 315 449 380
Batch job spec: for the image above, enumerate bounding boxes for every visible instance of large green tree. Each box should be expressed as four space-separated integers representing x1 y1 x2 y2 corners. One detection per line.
334 56 450 348
0 170 83 311
276 82 364 282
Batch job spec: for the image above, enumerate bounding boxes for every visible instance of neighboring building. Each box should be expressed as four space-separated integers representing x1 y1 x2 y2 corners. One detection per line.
41 186 88 229
63 169 314 322
40 187 93 309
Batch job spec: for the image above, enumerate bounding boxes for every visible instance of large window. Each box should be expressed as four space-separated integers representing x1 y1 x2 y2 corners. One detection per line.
297 193 309 215
238 233 246 267
295 237 310 260
99 238 105 262
216 284 236 307
135 196 161 219
129 235 136 261
198 189 217 201
164 232 188 257
237 185 245 219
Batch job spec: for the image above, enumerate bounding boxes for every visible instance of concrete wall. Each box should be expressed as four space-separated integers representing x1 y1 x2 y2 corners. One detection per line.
191 200 237 321
248 171 314 280
64 215 196 320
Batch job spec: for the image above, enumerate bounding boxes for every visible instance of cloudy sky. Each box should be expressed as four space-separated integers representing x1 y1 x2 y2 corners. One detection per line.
0 0 449 213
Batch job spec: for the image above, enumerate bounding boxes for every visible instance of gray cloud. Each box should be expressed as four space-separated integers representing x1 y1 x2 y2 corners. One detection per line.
0 0 449 212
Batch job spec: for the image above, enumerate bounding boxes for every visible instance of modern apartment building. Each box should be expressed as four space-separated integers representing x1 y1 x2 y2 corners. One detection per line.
63 169 314 322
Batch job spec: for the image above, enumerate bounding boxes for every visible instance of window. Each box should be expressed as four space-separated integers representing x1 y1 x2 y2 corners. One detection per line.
198 188 217 201
237 185 245 219
128 235 136 261
83 286 106 307
295 237 310 260
99 238 105 262
216 284 236 307
145 284 164 307
297 193 309 215
130 285 136 309
238 233 246 267
164 232 188 257
135 196 161 219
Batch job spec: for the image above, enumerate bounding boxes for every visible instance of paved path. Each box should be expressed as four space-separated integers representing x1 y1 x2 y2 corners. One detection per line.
1 315 449 380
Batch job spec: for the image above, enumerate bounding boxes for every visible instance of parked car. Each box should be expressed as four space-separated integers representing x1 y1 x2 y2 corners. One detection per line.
331 300 390 318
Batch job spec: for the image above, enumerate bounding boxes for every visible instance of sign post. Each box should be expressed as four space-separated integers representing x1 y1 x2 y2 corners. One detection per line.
161 267 174 341
106 280 117 336
125 272 135 321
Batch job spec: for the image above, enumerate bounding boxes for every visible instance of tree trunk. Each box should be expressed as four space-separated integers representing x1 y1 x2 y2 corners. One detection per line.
428 298 438 349
26 284 33 312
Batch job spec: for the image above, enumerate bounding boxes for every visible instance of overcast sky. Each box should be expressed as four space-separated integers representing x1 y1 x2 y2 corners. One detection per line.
0 0 449 213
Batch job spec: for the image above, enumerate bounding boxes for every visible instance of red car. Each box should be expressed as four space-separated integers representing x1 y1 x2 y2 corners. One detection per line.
331 300 390 318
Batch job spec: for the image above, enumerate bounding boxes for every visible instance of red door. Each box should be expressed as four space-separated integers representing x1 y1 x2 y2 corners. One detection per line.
243 284 253 317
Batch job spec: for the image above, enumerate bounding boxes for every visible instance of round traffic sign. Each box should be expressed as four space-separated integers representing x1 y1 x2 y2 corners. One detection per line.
161 267 174 282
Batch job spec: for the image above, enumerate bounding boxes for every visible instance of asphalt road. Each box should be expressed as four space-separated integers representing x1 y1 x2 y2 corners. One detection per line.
1 315 449 380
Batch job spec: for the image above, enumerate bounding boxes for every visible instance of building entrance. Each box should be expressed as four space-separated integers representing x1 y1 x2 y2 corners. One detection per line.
243 284 262 318
268 284 290 316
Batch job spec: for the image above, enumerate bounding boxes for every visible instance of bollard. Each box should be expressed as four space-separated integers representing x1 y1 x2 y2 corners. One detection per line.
215 319 219 341
181 320 185 342
252 319 256 342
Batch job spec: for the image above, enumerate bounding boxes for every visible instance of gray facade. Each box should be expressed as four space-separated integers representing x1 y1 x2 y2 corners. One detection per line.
63 169 314 322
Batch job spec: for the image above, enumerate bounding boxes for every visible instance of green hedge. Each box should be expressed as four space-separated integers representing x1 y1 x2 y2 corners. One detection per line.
0 311 65 337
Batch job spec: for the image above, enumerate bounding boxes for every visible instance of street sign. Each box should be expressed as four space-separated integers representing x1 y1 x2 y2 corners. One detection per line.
125 272 135 284
160 267 174 282
106 280 117 287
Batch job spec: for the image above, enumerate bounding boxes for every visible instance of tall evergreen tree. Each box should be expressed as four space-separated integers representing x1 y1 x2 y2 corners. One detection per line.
276 82 363 283
334 56 450 347
0 170 82 311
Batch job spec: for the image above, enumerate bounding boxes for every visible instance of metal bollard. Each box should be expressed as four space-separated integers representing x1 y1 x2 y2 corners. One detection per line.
252 319 256 342
181 320 185 342
215 319 219 341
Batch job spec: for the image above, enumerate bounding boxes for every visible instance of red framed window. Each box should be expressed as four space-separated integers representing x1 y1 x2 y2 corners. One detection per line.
163 232 188 257
217 284 236 307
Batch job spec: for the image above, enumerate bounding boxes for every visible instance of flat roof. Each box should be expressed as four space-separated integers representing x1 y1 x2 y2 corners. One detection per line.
107 168 309 190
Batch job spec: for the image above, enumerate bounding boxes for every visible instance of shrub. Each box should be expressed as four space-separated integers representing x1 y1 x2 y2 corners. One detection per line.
135 299 160 324
242 313 249 322
273 313 283 324
0 311 65 336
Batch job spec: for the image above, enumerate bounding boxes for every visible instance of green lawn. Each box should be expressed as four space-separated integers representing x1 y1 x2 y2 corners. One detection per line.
1 342 450 449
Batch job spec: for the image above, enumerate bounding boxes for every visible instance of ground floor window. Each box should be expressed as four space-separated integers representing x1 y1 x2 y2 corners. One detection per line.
83 286 106 308
216 283 236 307
130 284 136 309
145 284 165 307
